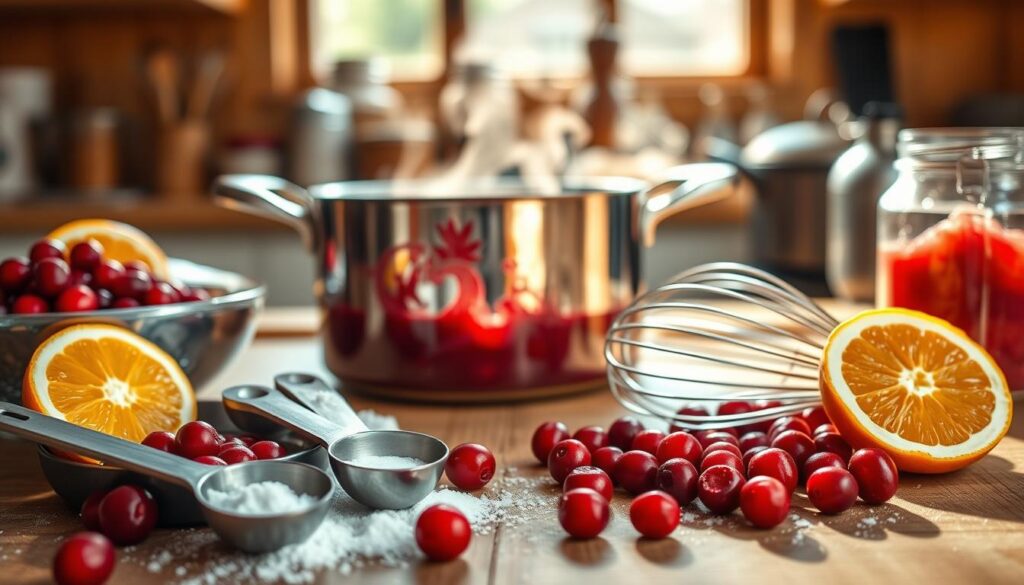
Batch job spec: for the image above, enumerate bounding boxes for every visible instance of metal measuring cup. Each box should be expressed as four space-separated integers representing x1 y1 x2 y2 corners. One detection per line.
0 402 333 553
222 373 448 510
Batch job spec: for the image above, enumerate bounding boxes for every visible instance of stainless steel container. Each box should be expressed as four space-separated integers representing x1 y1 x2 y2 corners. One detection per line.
740 121 850 273
287 88 352 185
825 104 900 301
214 165 737 402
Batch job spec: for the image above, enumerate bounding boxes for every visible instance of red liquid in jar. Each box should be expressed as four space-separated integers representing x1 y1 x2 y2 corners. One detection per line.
325 303 617 393
879 209 1024 389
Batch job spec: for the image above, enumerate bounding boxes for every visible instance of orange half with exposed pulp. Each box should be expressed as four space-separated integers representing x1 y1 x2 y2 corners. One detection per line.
820 308 1012 473
23 324 196 463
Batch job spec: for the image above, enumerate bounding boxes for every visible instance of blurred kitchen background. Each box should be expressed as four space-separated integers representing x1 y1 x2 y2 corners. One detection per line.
1 0 1022 306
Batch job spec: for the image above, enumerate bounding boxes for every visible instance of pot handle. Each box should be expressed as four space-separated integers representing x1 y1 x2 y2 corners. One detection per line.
639 162 739 247
213 174 318 251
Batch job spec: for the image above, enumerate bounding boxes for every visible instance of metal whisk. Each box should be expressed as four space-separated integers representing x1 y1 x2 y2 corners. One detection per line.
605 262 841 431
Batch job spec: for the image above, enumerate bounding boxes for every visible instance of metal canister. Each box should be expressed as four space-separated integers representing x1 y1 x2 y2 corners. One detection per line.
826 103 901 301
286 88 352 186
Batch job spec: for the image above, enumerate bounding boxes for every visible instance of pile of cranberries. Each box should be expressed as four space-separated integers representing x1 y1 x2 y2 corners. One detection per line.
142 420 286 466
0 238 209 315
535 402 900 539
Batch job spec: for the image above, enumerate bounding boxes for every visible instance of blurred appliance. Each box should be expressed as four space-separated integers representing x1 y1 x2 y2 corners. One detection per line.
0 67 52 199
831 24 895 117
826 102 901 302
707 117 850 278
287 88 352 186
331 59 402 128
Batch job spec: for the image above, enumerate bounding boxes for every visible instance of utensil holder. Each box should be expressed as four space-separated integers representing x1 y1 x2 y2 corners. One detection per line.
156 120 209 199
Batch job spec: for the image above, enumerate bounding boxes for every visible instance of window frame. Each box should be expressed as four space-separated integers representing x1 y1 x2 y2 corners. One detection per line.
299 0 769 90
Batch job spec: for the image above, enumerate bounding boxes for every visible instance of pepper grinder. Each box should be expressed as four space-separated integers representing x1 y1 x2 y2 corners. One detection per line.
583 20 619 148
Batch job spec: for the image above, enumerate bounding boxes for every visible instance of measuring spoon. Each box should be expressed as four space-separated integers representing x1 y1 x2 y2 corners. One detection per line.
0 402 333 553
222 373 447 510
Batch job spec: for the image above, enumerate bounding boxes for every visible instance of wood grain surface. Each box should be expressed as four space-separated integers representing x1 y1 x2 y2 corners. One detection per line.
2 329 1023 584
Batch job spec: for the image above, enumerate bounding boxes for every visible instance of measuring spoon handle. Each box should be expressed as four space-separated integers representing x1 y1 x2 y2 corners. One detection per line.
0 402 208 488
222 385 350 447
274 373 368 435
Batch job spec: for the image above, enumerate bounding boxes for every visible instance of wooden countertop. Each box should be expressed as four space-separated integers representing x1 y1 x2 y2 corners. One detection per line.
1 308 1023 584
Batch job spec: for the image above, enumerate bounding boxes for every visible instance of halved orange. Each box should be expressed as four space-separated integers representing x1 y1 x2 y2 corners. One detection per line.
47 219 170 280
820 308 1012 473
23 324 196 463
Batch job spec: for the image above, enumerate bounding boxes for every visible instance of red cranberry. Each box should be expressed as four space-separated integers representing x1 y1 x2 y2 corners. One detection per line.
813 423 839 437
141 431 177 453
695 430 739 450
657 458 699 505
704 441 742 458
698 465 746 514
111 269 153 300
416 504 471 561
814 432 853 462
768 416 812 442
143 282 178 306
655 431 702 465
111 297 140 309
122 260 150 273
548 439 591 483
607 416 645 450
800 406 831 431
69 241 104 271
29 239 65 263
80 491 106 531
68 270 93 287
771 430 816 468
807 467 859 514
717 400 756 434
218 445 256 465
558 487 610 539
91 259 124 291
631 429 665 455
746 447 798 492
700 450 744 474
740 476 790 528
56 285 99 313
250 440 285 460
803 452 846 481
614 450 659 495
193 455 227 465
0 257 31 292
748 400 786 432
742 445 769 470
52 532 115 585
12 294 48 314
238 435 258 446
848 448 899 504
629 490 680 538
174 421 221 459
445 443 496 490
219 437 246 450
531 421 570 464
564 466 613 501
739 431 770 453
669 404 710 432
591 446 623 482
97 485 158 545
33 257 71 297
572 426 608 454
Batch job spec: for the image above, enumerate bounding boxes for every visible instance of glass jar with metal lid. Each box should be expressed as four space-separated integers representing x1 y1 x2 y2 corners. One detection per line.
876 127 1024 392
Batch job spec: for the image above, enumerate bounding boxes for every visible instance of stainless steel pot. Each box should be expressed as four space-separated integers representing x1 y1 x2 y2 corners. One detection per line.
214 166 737 402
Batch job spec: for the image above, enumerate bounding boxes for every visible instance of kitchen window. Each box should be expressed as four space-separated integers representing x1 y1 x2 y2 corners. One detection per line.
311 0 750 81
